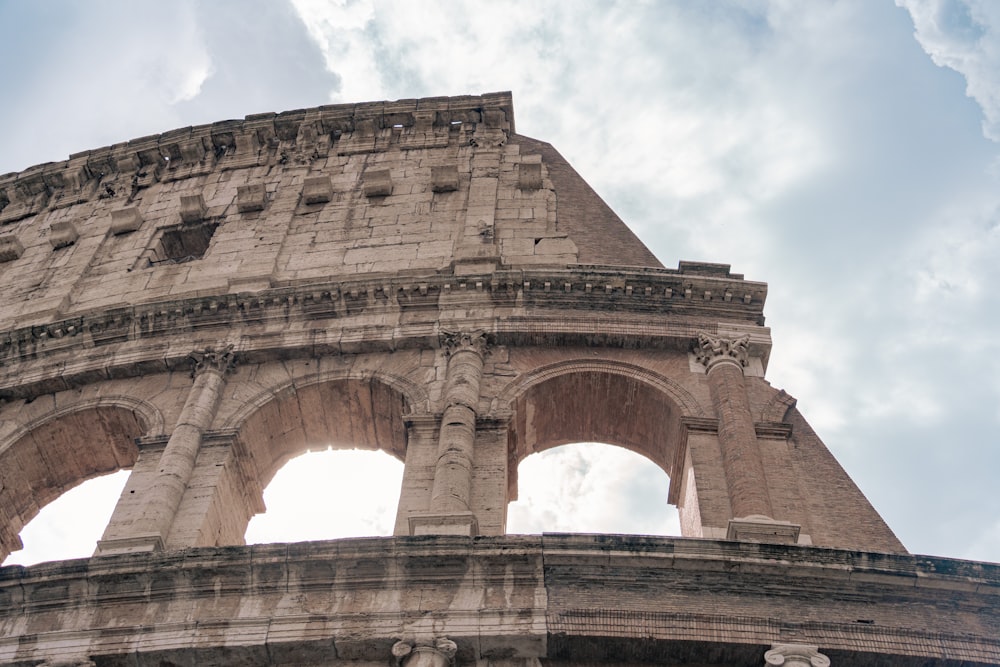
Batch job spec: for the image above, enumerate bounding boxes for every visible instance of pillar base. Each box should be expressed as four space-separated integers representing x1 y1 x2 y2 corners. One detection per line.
408 512 479 536
94 533 164 556
727 515 801 544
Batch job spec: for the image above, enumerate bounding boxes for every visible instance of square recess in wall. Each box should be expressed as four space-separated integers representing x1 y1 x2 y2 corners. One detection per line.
144 220 219 266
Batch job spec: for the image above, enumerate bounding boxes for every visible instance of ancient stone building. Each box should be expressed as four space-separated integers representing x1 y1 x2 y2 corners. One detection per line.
0 93 997 666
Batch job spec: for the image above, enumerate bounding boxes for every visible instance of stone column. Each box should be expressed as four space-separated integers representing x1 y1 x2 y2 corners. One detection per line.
392 638 457 667
96 345 234 554
696 333 799 543
764 644 831 666
409 331 488 536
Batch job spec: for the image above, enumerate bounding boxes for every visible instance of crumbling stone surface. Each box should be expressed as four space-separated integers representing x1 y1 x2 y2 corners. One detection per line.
0 536 997 667
0 93 977 666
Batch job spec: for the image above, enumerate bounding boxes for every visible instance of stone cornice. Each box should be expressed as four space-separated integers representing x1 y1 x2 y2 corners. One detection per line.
0 267 770 399
0 93 515 224
0 536 996 666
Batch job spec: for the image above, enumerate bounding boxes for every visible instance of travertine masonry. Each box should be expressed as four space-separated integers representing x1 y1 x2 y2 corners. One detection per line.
0 93 989 666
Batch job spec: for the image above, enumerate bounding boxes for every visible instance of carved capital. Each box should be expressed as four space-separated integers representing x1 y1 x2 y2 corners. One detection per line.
695 333 750 371
441 329 491 357
764 644 831 667
392 638 457 667
189 344 236 376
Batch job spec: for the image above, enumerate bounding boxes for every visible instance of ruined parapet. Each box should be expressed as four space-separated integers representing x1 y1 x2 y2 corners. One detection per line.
1 94 994 667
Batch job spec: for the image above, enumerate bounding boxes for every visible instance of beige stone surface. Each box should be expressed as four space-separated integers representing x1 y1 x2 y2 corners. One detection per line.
0 536 997 667
0 92 986 666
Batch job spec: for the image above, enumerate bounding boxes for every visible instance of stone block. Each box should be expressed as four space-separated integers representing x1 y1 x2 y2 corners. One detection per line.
237 183 266 212
179 194 208 222
0 235 23 262
431 165 459 192
518 163 543 190
109 207 144 235
363 169 392 197
49 220 79 248
409 512 479 536
302 176 333 204
726 516 801 544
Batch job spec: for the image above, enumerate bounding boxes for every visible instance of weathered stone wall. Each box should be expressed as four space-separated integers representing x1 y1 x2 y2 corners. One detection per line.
0 94 905 561
0 93 961 666
0 536 997 667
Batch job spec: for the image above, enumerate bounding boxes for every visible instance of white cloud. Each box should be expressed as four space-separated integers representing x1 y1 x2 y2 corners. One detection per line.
507 443 680 536
245 449 403 543
2 471 129 567
897 0 1000 141
289 0 382 101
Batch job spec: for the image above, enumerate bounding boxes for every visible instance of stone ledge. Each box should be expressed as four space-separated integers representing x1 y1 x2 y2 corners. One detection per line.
0 93 516 205
0 535 996 667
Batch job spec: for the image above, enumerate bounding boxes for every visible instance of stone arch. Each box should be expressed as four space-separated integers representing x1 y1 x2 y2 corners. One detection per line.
499 359 696 503
760 388 797 423
229 371 418 493
496 358 706 418
0 399 152 561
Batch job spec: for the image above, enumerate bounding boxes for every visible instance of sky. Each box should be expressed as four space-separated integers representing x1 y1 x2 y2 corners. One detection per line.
1 0 999 566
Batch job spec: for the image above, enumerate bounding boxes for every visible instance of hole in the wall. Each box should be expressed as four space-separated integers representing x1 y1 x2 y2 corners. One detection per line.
2 470 130 567
245 448 404 544
507 442 681 536
147 220 219 266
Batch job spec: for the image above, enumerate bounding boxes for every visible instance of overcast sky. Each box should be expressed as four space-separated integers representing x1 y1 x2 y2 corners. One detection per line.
1 0 998 566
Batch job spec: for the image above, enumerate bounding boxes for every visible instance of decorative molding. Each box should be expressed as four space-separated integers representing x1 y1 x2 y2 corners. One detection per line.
392 639 457 667
0 268 768 400
0 94 516 227
440 329 491 356
695 332 750 371
189 344 236 376
764 644 831 667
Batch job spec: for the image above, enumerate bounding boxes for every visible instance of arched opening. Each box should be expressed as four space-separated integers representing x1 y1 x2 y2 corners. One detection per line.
234 377 411 543
0 405 145 563
245 448 403 543
507 442 681 535
2 470 130 566
506 367 687 534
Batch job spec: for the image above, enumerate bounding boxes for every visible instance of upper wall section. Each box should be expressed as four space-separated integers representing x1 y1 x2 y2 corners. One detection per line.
0 92 662 331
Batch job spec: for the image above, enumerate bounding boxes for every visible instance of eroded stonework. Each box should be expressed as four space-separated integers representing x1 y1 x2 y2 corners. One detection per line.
0 93 996 666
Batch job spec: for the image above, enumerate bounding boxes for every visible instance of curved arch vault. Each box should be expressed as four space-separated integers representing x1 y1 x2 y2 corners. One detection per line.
0 93 995 667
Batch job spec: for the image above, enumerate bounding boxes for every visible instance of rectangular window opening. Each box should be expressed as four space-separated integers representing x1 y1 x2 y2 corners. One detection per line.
148 220 219 266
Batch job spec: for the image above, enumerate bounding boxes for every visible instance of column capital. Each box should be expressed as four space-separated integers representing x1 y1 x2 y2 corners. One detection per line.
189 344 236 376
441 329 491 356
764 644 830 667
392 638 457 667
695 332 750 372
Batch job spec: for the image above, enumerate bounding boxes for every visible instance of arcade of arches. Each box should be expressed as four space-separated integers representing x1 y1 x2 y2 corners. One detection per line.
0 339 906 564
